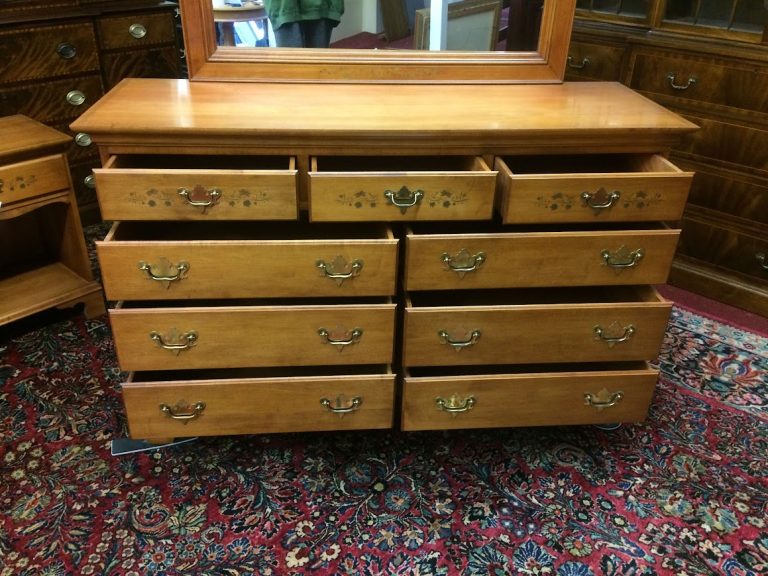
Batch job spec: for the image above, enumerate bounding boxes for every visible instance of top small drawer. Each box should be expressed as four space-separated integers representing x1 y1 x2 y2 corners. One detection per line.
0 23 100 85
495 154 692 224
94 155 298 221
97 11 177 50
308 156 497 222
0 154 70 207
627 48 768 116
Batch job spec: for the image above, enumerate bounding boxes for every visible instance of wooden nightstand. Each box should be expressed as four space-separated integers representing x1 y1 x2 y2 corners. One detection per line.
0 115 105 325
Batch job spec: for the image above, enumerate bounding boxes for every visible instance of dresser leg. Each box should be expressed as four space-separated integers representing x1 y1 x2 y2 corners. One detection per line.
80 291 107 318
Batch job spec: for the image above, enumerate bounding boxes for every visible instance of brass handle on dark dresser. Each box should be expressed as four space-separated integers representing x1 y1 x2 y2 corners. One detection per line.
56 42 77 59
66 90 86 106
129 23 148 39
316 259 363 282
160 401 206 422
756 253 768 271
139 261 189 285
582 190 620 212
438 329 481 349
384 186 423 213
584 391 623 410
178 187 221 211
74 132 92 147
318 328 363 349
601 248 644 268
567 56 590 70
150 330 198 352
320 396 362 414
593 324 635 346
441 251 486 274
436 395 476 413
667 73 697 91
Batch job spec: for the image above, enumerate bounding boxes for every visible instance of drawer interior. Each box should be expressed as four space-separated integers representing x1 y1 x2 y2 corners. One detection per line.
116 296 394 309
107 220 393 242
407 285 664 307
105 154 293 171
498 154 678 175
312 156 489 172
406 361 651 378
128 364 393 383
407 220 670 235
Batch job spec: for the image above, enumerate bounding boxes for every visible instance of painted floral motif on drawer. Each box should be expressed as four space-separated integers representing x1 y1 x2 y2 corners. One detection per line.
129 186 272 209
537 188 663 212
337 188 468 209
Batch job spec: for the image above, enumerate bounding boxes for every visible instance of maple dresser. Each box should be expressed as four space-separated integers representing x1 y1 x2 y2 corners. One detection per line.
71 78 696 443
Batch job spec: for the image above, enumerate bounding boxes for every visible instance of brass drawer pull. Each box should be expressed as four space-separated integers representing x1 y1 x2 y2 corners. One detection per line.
129 23 148 39
581 190 620 212
584 390 623 410
66 90 86 106
150 330 198 352
601 248 644 268
438 329 481 349
316 258 363 283
593 324 635 346
56 42 77 59
441 250 486 275
567 56 590 70
138 261 190 285
318 327 363 350
320 396 362 414
667 73 697 91
160 401 206 422
757 253 767 271
178 186 221 212
74 132 92 147
384 186 423 214
436 395 476 413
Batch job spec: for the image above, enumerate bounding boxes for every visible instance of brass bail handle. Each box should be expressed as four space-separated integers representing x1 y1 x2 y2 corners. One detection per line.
318 328 363 349
441 251 486 274
139 261 189 284
756 253 768 271
581 190 620 211
566 56 590 70
435 395 476 413
150 330 198 352
160 402 206 422
438 329 481 349
384 186 424 213
584 391 624 410
667 73 697 91
593 324 636 345
316 259 363 281
178 186 221 211
602 248 644 268
320 397 363 414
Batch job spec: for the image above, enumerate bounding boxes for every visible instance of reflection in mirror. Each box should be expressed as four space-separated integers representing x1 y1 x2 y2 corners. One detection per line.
213 0 543 52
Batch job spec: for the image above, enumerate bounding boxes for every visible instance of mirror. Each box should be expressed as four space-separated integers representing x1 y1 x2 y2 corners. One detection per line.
181 0 577 83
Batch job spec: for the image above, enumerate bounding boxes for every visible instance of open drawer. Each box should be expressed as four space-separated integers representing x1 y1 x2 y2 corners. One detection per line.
94 154 298 221
402 286 672 367
495 154 692 224
401 362 658 430
109 298 397 371
404 222 681 290
122 365 395 438
308 156 497 222
97 221 398 300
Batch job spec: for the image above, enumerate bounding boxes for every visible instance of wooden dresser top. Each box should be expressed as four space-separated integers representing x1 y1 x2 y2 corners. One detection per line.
72 79 698 155
0 115 69 163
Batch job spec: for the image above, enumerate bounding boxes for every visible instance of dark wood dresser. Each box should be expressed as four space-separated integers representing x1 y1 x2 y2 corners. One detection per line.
0 0 182 225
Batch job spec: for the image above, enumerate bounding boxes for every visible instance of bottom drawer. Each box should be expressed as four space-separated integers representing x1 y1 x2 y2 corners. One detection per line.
122 366 395 438
401 362 658 430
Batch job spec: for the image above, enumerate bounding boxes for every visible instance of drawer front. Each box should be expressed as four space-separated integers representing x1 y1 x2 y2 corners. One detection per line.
94 156 298 220
673 114 768 176
405 228 680 290
403 295 671 366
677 212 768 281
628 49 768 115
97 225 399 300
0 23 100 85
0 74 104 125
97 12 177 50
101 46 181 90
123 371 395 438
308 157 496 222
110 303 397 371
565 41 626 81
0 154 70 206
495 154 692 224
402 365 658 430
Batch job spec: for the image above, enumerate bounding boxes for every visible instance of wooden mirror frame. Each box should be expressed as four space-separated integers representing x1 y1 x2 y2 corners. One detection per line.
180 0 577 83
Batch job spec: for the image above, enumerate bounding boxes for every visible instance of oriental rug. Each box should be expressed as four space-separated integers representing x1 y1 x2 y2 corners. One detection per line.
1 303 767 576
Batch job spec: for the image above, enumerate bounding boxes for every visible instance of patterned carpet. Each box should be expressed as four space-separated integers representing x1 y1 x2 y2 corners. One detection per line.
1 297 767 574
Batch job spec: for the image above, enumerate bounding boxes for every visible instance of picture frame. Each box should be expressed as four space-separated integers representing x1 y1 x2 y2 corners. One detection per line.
413 0 503 51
